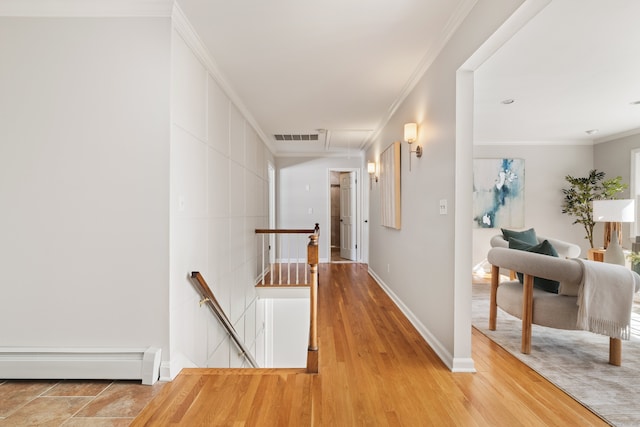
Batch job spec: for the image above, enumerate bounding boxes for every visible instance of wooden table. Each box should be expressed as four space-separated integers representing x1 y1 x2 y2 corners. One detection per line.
588 248 606 262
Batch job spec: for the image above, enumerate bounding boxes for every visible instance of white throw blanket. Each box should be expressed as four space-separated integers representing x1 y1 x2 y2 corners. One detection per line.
575 259 635 340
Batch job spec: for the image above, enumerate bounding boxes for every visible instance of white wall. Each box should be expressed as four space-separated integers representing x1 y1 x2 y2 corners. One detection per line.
0 18 171 350
473 144 594 264
365 0 524 370
168 20 273 377
276 156 364 261
594 134 640 248
267 299 310 368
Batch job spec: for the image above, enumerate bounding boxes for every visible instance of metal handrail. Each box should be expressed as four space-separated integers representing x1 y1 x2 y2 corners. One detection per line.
189 272 258 368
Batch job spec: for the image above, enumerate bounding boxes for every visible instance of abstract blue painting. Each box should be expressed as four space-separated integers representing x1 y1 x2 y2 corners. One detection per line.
473 158 525 228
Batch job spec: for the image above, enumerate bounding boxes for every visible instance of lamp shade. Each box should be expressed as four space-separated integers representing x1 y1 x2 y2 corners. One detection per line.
592 199 635 222
404 123 417 143
367 162 376 175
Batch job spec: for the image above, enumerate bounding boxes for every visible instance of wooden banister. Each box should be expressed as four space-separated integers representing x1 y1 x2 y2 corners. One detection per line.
307 233 319 374
255 223 320 235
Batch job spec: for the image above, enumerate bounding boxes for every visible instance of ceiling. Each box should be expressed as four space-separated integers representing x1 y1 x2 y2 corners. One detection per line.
176 0 640 154
474 0 640 145
176 0 474 155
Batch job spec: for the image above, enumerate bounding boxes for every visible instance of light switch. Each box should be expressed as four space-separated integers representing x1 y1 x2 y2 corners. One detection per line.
308 208 313 214
439 199 447 215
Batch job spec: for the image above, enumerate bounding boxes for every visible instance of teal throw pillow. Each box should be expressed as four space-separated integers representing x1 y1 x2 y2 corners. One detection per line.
502 228 538 246
508 238 560 293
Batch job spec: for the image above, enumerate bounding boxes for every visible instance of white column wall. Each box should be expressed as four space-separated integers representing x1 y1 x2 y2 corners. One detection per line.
169 25 271 377
0 18 171 352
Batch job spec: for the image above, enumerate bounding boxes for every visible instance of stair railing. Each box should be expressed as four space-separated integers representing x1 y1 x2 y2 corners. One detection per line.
189 272 258 368
255 223 319 285
254 224 320 373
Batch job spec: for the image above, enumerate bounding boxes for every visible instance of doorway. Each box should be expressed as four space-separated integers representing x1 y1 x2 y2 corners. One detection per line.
330 170 358 262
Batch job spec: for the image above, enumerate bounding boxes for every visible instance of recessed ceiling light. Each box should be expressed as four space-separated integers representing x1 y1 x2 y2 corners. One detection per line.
585 129 599 135
501 99 515 105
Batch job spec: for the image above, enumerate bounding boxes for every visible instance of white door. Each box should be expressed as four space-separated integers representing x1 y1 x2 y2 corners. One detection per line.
339 172 357 260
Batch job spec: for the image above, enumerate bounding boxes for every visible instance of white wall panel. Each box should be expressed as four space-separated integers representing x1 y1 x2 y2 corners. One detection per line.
171 126 208 218
229 267 247 324
229 105 246 166
270 299 309 368
229 161 246 218
207 75 230 156
208 147 230 218
208 217 230 284
207 336 231 367
170 21 269 374
172 31 206 140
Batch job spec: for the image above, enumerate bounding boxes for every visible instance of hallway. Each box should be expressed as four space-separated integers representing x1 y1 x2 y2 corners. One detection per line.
133 263 605 426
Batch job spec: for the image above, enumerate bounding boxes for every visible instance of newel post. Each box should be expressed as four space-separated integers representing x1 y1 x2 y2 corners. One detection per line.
306 232 319 373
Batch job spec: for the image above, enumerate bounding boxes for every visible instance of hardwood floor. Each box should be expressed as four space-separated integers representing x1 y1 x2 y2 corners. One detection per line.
133 263 607 426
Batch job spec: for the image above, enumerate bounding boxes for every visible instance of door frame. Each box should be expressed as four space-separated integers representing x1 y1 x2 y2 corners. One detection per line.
327 167 361 262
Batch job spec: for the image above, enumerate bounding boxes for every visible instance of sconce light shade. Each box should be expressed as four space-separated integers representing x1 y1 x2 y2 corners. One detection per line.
367 161 378 184
404 123 417 143
367 162 376 175
404 122 421 171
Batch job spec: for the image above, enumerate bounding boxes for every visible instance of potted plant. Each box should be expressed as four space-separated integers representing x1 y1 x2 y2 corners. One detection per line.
561 169 627 248
627 252 640 275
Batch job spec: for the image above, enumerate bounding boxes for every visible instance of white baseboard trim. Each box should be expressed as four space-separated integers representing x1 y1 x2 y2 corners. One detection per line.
0 347 162 385
451 357 476 373
161 351 197 382
367 268 456 371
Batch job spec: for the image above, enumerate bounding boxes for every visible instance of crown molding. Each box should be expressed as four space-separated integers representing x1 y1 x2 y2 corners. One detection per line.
171 3 276 156
360 0 478 151
594 128 640 145
0 0 174 17
473 139 593 146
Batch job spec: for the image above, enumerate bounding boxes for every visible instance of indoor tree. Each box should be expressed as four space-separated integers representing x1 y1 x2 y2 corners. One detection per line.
561 169 627 248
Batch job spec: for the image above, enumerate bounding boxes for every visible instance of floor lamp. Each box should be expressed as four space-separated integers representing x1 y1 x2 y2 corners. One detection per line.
592 199 635 265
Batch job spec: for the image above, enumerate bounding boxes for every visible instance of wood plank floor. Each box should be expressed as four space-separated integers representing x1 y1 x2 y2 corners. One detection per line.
133 263 607 426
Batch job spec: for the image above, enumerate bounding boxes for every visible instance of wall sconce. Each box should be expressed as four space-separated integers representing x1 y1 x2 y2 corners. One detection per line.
367 162 378 182
404 122 422 171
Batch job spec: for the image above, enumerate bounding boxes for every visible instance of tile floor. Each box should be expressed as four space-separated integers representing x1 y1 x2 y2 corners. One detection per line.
0 379 166 426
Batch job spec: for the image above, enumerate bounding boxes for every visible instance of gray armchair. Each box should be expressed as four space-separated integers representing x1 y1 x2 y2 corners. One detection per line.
487 246 640 366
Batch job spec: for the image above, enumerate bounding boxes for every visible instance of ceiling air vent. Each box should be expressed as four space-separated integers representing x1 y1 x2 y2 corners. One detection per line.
274 134 319 141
